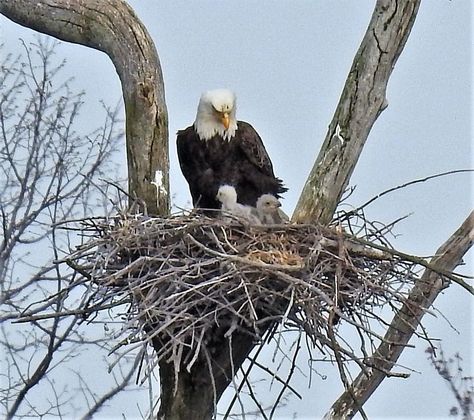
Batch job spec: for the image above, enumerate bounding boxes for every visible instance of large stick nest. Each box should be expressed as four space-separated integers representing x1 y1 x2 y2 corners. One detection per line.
67 213 417 374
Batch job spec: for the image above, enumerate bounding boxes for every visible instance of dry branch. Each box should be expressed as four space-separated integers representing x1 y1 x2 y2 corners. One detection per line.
323 211 474 419
293 0 421 225
343 169 474 218
11 208 471 418
0 0 169 215
37 210 466 416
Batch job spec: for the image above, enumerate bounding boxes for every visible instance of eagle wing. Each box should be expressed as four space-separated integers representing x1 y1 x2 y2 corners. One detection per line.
176 126 218 208
236 121 276 177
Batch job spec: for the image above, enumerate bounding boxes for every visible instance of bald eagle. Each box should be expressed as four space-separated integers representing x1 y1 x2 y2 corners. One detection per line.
216 185 261 224
177 89 287 211
256 194 289 224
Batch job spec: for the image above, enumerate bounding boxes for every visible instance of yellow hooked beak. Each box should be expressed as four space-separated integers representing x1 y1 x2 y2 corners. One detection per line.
221 112 230 129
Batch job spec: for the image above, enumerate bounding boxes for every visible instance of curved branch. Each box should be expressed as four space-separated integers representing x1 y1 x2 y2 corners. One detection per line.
0 0 169 216
293 0 421 225
323 211 474 419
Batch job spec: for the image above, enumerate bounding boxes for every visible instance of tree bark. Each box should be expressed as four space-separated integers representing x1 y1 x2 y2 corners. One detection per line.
0 0 169 216
154 330 257 420
292 0 421 225
323 211 474 419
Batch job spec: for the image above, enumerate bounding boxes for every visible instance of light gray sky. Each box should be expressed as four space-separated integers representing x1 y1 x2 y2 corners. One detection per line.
1 1 472 419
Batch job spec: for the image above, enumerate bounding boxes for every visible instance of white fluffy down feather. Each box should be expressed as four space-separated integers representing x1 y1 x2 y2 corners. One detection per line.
216 185 260 224
256 194 289 224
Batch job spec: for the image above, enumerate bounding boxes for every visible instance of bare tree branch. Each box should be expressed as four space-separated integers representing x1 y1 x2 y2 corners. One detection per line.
293 0 421 225
0 0 169 215
427 346 474 420
0 40 143 419
323 211 474 419
341 169 474 218
80 353 141 420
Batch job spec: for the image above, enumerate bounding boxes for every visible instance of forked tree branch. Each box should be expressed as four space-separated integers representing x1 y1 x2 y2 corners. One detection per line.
293 0 421 225
0 0 169 216
323 211 474 419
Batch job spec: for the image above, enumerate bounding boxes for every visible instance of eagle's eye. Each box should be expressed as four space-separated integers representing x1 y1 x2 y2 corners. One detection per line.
212 103 231 113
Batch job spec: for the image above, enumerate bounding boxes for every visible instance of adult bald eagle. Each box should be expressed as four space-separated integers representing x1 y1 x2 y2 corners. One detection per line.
177 89 287 211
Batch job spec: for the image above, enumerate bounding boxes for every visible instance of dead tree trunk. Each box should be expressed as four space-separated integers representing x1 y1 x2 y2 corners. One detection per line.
323 211 474 419
0 0 170 216
292 0 421 225
154 332 256 420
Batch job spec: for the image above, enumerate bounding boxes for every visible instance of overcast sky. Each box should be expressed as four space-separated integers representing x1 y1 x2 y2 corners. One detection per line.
1 1 472 419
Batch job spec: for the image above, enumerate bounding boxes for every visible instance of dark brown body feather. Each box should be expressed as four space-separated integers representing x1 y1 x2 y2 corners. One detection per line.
177 121 287 210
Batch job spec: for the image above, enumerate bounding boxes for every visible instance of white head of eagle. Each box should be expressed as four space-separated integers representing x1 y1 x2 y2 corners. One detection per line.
194 89 238 141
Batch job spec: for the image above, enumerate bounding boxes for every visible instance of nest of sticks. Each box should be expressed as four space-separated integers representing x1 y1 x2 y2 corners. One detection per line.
66 212 419 379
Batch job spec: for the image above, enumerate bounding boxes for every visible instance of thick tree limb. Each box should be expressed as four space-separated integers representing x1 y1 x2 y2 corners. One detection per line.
293 0 421 225
0 0 170 216
323 211 474 419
